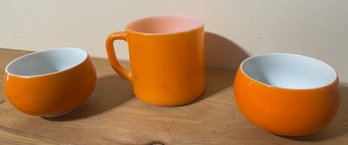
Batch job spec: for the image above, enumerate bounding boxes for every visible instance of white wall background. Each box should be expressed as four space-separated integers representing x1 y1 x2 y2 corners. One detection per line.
1 0 348 82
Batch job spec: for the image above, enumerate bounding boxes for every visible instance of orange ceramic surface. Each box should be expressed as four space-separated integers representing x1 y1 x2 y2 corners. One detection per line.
233 53 340 136
106 16 205 106
4 48 97 116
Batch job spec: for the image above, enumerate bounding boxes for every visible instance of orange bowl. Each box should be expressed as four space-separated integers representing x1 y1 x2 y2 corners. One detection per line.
3 48 96 117
233 53 340 136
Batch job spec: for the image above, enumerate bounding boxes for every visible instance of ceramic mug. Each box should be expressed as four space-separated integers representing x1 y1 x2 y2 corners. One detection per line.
233 53 340 136
105 16 205 106
3 48 97 117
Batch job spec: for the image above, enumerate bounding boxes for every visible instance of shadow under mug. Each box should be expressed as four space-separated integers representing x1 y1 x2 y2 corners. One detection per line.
105 16 205 106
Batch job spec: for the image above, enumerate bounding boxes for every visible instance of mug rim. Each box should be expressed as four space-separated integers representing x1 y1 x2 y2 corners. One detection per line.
125 15 204 35
239 53 339 90
5 47 89 78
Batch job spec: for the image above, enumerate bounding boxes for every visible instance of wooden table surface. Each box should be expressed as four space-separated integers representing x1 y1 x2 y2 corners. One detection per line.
0 48 347 145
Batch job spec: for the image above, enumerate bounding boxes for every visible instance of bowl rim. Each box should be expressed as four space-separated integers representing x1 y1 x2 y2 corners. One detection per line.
239 53 339 90
5 47 89 78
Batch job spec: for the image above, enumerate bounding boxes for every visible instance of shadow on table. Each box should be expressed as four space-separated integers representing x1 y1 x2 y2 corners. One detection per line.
188 32 249 104
44 74 135 121
285 84 348 141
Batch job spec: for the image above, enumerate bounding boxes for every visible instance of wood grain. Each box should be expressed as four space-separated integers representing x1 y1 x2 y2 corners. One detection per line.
0 48 347 145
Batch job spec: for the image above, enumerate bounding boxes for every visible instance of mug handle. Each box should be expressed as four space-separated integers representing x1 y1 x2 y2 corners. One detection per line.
105 32 132 81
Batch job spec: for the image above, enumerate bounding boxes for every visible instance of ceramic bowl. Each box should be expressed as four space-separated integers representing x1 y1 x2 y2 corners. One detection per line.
233 53 340 136
3 48 97 117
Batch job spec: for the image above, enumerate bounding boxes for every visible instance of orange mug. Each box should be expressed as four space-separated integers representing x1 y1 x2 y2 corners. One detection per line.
105 16 205 106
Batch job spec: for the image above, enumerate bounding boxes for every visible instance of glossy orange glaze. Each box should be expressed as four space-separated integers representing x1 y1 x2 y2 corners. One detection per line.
4 57 96 116
106 16 205 106
233 67 340 136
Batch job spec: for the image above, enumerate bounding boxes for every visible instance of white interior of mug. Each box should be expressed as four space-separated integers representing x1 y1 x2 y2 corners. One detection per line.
241 53 337 89
6 48 87 77
127 16 204 34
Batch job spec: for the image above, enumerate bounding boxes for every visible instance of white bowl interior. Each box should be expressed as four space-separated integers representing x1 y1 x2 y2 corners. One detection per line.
6 48 87 77
241 53 337 89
